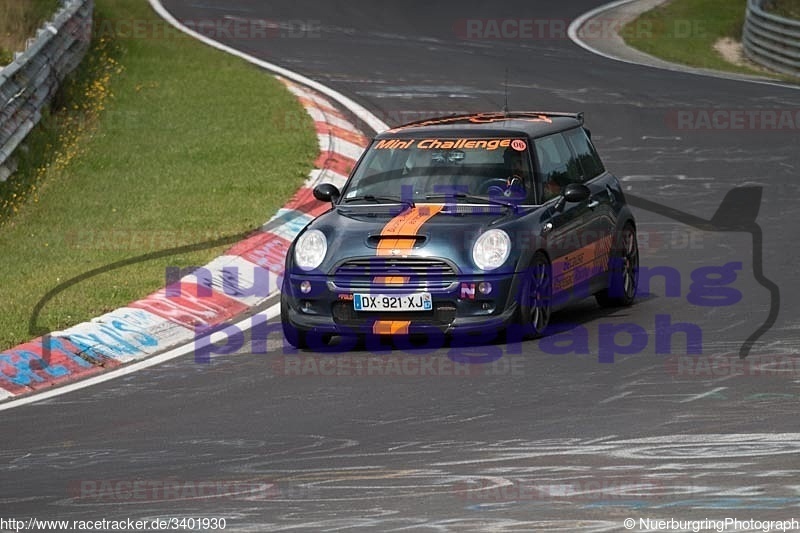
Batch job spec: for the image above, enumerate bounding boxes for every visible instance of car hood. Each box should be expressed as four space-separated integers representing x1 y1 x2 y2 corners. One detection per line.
303 203 533 275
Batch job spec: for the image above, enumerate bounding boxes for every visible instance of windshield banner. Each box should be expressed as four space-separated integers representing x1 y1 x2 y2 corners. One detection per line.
374 138 526 151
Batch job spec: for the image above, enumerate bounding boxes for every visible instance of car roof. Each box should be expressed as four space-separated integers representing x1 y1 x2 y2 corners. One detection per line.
376 111 585 139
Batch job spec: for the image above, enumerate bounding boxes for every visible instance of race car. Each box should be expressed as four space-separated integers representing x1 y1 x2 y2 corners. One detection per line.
280 111 638 349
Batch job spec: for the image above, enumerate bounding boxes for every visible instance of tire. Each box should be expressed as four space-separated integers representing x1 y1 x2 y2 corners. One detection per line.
518 251 553 339
596 223 638 307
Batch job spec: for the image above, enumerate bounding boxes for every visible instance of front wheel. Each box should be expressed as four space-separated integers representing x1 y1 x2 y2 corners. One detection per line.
596 223 638 307
518 252 553 339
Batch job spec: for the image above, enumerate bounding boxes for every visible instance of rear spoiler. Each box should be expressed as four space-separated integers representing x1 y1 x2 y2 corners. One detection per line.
395 111 585 129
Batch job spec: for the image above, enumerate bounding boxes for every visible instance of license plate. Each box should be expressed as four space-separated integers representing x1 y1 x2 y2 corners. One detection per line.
354 293 432 312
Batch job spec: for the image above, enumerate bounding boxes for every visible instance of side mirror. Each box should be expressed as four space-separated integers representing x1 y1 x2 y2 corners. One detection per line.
555 183 591 211
313 183 340 203
563 183 591 203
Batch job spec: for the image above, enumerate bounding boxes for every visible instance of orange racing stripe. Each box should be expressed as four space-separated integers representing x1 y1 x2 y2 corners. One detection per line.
372 204 444 335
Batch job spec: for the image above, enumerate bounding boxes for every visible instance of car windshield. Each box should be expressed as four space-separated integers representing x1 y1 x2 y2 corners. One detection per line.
341 137 533 204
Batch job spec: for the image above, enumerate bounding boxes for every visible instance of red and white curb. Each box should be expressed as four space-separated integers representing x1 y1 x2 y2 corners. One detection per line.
0 75 370 402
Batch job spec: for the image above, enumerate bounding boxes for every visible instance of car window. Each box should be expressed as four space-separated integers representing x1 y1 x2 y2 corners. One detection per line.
534 133 581 201
342 138 534 203
564 127 605 180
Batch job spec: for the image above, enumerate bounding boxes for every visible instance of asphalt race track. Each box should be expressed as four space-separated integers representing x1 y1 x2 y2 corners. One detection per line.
2 1 800 531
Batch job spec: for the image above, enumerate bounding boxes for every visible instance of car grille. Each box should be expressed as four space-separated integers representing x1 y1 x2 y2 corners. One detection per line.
332 257 457 290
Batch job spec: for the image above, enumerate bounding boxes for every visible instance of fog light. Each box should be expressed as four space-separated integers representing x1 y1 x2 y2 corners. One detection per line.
481 302 492 310
300 280 312 294
301 300 313 312
478 282 492 295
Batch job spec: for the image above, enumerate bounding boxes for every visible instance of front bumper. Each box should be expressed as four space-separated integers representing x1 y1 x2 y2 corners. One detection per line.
282 271 524 336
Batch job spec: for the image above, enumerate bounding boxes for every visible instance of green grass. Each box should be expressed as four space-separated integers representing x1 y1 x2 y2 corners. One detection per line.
622 0 795 79
765 0 800 19
0 0 60 64
0 0 317 350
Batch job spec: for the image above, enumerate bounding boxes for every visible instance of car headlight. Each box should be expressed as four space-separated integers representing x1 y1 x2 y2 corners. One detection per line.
294 229 328 271
472 229 511 271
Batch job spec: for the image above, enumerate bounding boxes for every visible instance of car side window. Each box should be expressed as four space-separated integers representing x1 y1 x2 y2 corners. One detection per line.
564 127 605 180
534 133 581 201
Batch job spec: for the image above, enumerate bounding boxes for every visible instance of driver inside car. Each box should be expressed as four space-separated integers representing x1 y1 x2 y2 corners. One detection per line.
484 148 527 200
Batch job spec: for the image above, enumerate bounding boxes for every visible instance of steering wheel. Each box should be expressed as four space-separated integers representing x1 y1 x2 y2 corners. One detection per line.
476 178 509 195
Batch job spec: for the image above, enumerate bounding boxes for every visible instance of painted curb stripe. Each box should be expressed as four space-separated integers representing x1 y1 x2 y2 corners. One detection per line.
315 122 369 147
315 151 357 177
130 284 249 330
304 107 362 132
0 2 373 401
264 208 316 241
307 169 349 190
284 187 335 218
317 133 367 162
53 307 194 363
0 304 280 412
281 81 336 108
0 75 355 398
297 96 350 122
226 231 292 274
179 255 280 307
0 337 115 395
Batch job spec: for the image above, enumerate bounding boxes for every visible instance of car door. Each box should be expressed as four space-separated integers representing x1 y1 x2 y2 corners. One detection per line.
563 127 617 292
533 131 608 305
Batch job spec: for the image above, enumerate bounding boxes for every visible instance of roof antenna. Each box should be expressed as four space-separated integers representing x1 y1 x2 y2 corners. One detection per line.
502 67 509 115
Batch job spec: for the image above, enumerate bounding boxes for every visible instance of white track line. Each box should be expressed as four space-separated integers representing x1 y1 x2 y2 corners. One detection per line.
0 304 281 412
599 391 633 404
679 386 728 403
567 0 800 91
148 0 390 133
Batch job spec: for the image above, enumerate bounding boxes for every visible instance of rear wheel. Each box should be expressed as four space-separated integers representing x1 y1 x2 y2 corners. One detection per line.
596 223 638 307
519 252 553 339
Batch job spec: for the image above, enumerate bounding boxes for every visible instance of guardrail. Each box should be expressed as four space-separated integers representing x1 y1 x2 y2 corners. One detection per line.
743 0 800 77
0 0 93 182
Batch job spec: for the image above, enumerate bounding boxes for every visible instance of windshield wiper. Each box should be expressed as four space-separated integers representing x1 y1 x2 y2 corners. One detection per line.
343 195 415 208
424 192 515 208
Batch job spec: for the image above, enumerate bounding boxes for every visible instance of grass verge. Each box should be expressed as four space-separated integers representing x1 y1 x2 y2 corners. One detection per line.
0 0 317 350
622 0 798 81
0 0 60 64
